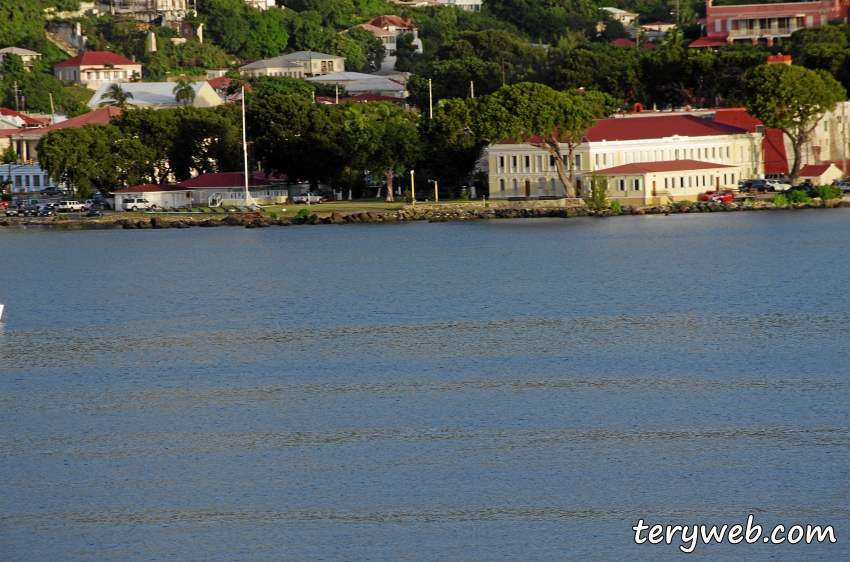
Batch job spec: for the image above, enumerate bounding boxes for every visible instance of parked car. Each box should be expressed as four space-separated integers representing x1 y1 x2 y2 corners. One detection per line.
292 193 323 204
86 204 105 217
832 180 850 193
4 206 19 217
785 184 814 197
699 190 733 202
18 204 39 217
38 207 55 217
37 202 56 211
765 179 791 191
122 198 155 212
39 186 63 196
57 200 85 212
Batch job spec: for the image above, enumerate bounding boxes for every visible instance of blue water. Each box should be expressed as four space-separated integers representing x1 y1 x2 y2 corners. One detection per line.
1 210 848 561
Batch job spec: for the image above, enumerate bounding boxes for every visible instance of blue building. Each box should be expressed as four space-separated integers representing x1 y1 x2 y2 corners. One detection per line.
1 163 58 193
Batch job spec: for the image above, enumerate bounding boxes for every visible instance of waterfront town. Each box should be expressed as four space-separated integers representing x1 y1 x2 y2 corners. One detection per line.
3 0 850 219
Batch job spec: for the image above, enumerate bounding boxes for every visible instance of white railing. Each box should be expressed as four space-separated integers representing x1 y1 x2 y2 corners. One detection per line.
208 190 288 206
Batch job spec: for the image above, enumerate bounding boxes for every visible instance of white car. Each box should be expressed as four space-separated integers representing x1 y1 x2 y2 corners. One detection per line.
833 180 850 193
57 200 85 212
765 179 791 192
122 198 156 212
292 193 323 204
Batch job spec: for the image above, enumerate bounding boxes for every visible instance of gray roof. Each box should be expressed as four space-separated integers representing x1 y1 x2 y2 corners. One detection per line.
0 47 40 56
305 71 381 83
239 57 304 70
278 51 345 61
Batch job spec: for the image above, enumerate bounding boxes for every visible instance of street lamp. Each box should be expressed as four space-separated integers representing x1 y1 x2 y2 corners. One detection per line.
410 169 415 204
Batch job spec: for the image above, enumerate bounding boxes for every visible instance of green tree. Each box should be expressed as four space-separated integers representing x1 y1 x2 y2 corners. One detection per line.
111 108 180 184
582 174 610 210
419 98 486 191
168 107 241 180
37 124 126 198
743 64 846 183
473 82 615 197
343 102 420 202
100 83 134 108
0 52 24 75
173 79 197 106
248 94 346 190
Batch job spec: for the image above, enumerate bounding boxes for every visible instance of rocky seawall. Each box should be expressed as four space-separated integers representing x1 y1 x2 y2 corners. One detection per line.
1 198 848 230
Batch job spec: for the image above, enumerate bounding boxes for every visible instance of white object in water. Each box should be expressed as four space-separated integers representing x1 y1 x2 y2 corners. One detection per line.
0 303 4 320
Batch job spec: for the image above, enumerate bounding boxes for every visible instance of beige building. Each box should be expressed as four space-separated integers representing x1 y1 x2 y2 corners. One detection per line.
238 56 305 78
274 51 346 77
0 47 42 71
54 51 142 89
487 114 762 200
594 160 742 205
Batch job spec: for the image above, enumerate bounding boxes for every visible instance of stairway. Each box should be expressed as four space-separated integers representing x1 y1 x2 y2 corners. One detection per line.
45 31 78 57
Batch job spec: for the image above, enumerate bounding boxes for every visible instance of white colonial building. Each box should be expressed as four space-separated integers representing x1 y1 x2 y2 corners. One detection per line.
486 113 763 204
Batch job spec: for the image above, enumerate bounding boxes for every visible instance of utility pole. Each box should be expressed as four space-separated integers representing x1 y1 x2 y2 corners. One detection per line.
13 81 19 112
434 180 438 202
470 80 474 99
428 78 433 118
843 102 847 179
49 93 56 125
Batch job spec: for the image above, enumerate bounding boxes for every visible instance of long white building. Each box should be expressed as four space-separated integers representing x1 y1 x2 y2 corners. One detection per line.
486 113 763 204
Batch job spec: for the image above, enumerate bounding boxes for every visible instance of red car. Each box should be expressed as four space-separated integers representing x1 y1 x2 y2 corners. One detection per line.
700 190 734 202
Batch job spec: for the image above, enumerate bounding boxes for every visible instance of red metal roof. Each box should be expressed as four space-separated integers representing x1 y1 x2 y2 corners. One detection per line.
714 108 789 175
9 106 122 137
612 38 636 47
688 36 729 48
176 172 271 189
498 114 749 145
798 164 841 177
0 107 45 126
55 51 139 67
207 76 232 89
367 15 415 29
596 159 736 174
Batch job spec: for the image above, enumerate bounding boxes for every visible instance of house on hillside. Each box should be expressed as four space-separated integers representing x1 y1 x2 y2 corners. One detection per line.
641 21 676 41
87 81 222 109
485 114 762 200
365 15 423 70
238 56 306 78
691 0 850 48
0 108 48 129
54 51 142 89
0 47 42 72
434 0 482 11
273 52 346 77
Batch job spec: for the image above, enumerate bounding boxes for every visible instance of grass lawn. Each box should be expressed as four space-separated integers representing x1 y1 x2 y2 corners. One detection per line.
261 199 469 218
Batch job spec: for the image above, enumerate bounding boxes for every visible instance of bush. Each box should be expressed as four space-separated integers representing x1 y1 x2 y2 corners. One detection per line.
1 193 12 202
772 193 788 205
295 208 311 219
458 189 471 201
582 175 610 210
403 189 413 205
813 185 842 200
610 200 622 213
787 190 812 204
268 211 278 219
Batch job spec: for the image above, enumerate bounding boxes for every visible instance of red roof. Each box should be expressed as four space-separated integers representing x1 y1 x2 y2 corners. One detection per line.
713 108 762 133
207 76 232 89
367 15 415 29
8 106 122 137
176 172 271 189
798 164 842 177
498 115 749 145
612 38 636 48
114 184 184 193
596 159 735 174
714 108 789 175
586 115 747 142
55 51 139 67
688 36 729 48
0 107 45 126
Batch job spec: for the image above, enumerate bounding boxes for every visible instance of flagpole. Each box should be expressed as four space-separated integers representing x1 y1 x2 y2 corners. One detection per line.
241 85 251 206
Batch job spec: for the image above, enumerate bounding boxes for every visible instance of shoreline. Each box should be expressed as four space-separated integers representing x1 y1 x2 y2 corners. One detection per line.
2 198 849 229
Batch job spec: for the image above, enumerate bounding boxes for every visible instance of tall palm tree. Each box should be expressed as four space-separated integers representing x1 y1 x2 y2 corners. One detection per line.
99 83 134 109
173 79 196 107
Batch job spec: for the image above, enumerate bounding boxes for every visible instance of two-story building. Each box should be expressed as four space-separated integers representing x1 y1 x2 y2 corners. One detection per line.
271 51 346 77
691 0 850 48
0 47 42 72
486 114 762 203
53 51 142 89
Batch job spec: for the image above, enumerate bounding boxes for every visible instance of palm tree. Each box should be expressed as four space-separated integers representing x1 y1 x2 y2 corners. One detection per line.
173 79 196 107
99 83 134 109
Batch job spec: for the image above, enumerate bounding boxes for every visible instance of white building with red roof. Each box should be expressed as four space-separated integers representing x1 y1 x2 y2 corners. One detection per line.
54 51 142 89
487 113 762 202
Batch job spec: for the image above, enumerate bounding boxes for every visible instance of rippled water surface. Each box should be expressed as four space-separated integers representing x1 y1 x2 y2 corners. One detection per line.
1 210 849 561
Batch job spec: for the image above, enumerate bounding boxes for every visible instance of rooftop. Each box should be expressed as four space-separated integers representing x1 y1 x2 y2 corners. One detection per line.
55 51 139 68
87 81 220 108
176 172 272 189
367 15 416 29
596 159 736 174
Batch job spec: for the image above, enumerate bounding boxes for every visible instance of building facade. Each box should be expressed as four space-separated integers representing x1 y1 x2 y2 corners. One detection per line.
54 51 142 89
697 0 850 47
0 47 42 71
486 114 763 199
274 52 346 77
238 57 305 78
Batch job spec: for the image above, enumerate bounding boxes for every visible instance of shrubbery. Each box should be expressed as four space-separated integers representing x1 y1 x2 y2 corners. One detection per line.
813 185 843 200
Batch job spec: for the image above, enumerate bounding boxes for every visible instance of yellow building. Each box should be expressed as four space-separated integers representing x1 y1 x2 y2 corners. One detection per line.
487 114 762 200
593 160 741 205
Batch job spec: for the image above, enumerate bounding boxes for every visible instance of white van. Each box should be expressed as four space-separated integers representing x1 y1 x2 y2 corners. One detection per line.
57 200 84 212
122 198 155 212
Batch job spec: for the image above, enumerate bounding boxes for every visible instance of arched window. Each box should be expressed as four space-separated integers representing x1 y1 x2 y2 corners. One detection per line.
512 178 518 195
499 178 505 194
538 177 545 195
